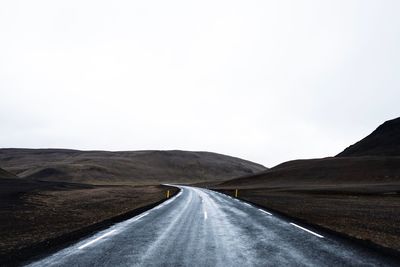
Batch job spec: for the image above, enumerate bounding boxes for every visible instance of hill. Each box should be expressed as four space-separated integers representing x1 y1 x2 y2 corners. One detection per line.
338 117 400 157
0 149 266 185
218 156 400 189
218 116 400 189
0 167 17 179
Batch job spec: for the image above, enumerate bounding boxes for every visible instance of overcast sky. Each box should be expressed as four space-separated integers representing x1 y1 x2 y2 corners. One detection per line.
1 1 399 167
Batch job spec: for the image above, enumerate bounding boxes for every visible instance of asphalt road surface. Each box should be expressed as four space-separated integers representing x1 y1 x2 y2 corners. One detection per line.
26 186 398 266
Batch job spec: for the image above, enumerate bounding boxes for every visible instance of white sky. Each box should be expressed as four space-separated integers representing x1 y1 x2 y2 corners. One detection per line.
1 0 399 167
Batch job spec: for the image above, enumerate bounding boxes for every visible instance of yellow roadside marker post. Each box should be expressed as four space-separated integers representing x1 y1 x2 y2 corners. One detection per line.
166 190 170 199
235 189 238 198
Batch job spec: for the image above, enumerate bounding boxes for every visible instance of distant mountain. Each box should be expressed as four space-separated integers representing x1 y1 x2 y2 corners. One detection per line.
337 117 400 157
0 149 266 185
0 167 17 179
217 117 400 189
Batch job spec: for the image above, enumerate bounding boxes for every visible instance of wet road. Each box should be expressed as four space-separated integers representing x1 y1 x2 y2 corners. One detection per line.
26 186 398 266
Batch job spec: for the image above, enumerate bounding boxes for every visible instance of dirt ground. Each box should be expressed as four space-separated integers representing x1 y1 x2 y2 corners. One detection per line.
0 179 176 260
218 186 400 253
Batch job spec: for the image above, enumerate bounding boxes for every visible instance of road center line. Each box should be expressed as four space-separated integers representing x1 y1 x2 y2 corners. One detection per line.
258 209 272 215
78 230 117 249
290 223 324 238
201 198 208 220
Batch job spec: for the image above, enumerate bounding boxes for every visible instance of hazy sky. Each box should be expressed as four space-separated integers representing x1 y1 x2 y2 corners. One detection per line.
1 0 399 167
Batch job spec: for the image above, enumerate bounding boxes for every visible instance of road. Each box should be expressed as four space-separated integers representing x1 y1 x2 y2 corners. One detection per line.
26 186 398 266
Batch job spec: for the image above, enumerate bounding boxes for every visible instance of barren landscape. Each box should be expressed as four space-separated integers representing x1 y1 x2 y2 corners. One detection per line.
0 149 266 185
1 118 400 264
0 151 264 264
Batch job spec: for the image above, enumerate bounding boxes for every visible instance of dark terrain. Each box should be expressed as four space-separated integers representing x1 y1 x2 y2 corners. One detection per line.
219 156 400 188
0 177 177 263
0 151 265 264
0 149 266 184
0 167 17 179
214 117 400 253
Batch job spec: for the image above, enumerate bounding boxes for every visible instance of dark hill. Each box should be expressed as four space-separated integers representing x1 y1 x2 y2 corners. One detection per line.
0 167 17 179
337 117 400 157
0 149 266 185
217 156 400 189
218 117 400 189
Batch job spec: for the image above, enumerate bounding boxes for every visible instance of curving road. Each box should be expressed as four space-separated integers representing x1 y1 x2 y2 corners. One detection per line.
26 186 398 266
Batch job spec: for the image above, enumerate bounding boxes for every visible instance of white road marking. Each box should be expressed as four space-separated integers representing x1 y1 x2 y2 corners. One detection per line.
78 230 117 249
258 209 272 215
199 194 208 220
136 213 149 220
290 223 324 238
78 202 156 250
128 212 149 223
